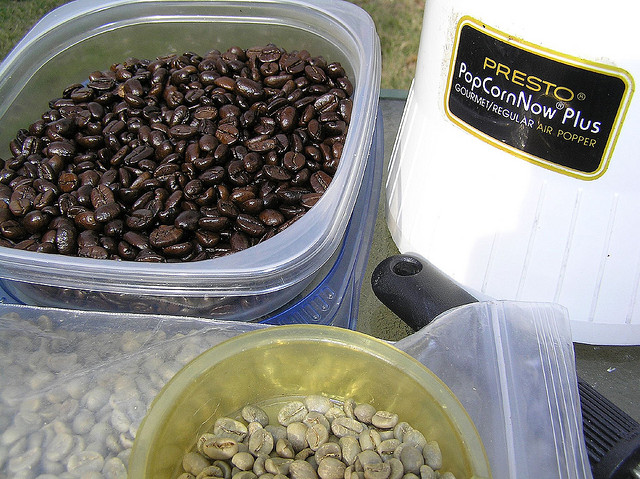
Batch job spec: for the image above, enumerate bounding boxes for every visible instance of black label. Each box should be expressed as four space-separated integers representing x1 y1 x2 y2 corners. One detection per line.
446 18 633 179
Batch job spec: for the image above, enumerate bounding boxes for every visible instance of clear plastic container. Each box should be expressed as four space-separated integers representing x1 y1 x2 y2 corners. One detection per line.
0 0 382 321
128 326 490 478
0 108 382 326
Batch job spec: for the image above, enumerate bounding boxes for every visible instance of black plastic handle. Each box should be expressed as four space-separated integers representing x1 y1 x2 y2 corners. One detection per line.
371 253 478 331
371 253 640 479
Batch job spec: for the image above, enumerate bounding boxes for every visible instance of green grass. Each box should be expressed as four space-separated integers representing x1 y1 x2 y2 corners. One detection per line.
0 0 68 57
350 0 424 90
0 0 423 90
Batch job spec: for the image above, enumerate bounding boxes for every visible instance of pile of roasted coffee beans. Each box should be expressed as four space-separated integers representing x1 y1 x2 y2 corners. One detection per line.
0 44 353 262
178 396 457 479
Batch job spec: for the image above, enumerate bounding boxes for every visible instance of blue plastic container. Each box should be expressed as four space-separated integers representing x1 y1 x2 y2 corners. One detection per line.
262 110 383 328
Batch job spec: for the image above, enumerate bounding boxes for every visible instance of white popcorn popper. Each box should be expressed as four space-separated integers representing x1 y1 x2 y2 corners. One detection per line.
372 253 640 479
386 0 640 345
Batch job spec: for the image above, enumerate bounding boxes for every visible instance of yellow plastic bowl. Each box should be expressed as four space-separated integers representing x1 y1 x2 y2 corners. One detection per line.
128 325 491 478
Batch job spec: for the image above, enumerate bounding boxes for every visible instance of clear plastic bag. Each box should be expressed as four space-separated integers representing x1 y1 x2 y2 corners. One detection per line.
396 301 593 479
0 301 591 478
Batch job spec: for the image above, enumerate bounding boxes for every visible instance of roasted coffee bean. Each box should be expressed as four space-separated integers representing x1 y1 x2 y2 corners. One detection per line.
124 145 154 165
215 123 240 145
169 124 198 140
236 214 266 237
78 244 109 259
0 45 352 261
184 179 204 199
230 230 250 251
101 219 123 237
229 188 255 204
217 199 239 218
9 197 31 216
246 135 277 152
91 184 115 208
122 230 149 250
198 215 229 232
240 198 263 215
126 209 154 230
95 202 121 223
277 188 304 205
258 209 284 227
283 152 306 172
194 229 220 247
149 225 184 248
22 209 50 233
14 237 38 250
55 224 77 255
291 168 311 187
175 210 201 230
300 192 322 209
75 210 100 230
235 77 264 100
162 241 193 257
58 172 79 193
1 219 26 240
310 171 332 193
263 165 292 181
136 248 166 262
116 240 136 259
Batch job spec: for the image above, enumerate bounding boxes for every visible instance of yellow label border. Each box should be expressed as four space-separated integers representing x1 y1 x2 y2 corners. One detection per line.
444 16 635 181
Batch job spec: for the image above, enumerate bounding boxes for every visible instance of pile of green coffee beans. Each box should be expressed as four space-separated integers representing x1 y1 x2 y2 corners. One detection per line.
0 44 352 262
178 396 457 479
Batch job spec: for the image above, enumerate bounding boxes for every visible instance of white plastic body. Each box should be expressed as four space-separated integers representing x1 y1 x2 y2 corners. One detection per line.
387 0 640 345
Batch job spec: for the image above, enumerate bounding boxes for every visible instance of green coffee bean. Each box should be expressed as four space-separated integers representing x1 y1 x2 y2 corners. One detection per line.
181 396 457 479
305 423 329 451
399 445 424 474
418 465 436 479
276 438 296 459
315 442 341 464
363 461 391 479
278 402 308 427
304 396 332 415
265 457 293 475
371 411 398 430
197 465 225 479
242 405 270 427
289 459 319 479
214 417 248 442
331 417 365 437
183 451 212 475
353 404 376 424
421 441 442 471
248 428 274 456
317 457 346 479
233 452 256 471
202 437 239 460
